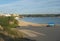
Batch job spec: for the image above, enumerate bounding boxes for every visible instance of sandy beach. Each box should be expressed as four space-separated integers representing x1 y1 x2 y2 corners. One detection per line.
17 20 60 41
18 20 47 27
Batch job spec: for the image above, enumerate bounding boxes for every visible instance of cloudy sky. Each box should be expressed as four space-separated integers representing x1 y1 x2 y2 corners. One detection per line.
0 0 60 14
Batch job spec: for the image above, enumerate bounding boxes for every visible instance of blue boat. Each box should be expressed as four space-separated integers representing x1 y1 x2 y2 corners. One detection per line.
47 22 55 27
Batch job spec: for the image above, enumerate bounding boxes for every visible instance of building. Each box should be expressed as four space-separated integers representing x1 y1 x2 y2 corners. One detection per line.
0 14 11 16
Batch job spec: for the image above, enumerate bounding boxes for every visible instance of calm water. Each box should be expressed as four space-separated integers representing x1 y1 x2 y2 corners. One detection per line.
20 17 60 24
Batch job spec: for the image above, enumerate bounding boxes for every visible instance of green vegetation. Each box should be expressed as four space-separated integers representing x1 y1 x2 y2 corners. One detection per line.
0 16 24 41
0 16 18 28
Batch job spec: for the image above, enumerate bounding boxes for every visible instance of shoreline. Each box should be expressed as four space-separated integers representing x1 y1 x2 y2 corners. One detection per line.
18 20 48 27
17 19 60 27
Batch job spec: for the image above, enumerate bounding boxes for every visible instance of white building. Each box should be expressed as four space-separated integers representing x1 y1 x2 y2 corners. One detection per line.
5 14 11 16
0 14 11 16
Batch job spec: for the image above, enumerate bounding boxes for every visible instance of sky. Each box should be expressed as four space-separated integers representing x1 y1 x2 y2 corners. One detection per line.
0 0 60 14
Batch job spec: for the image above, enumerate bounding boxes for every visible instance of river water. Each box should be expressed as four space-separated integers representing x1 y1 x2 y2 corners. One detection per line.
20 17 60 24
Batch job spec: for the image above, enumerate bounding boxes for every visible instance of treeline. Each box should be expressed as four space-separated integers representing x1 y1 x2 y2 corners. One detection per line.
20 14 60 17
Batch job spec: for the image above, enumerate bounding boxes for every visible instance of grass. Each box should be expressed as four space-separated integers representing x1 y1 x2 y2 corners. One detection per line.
0 16 36 41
